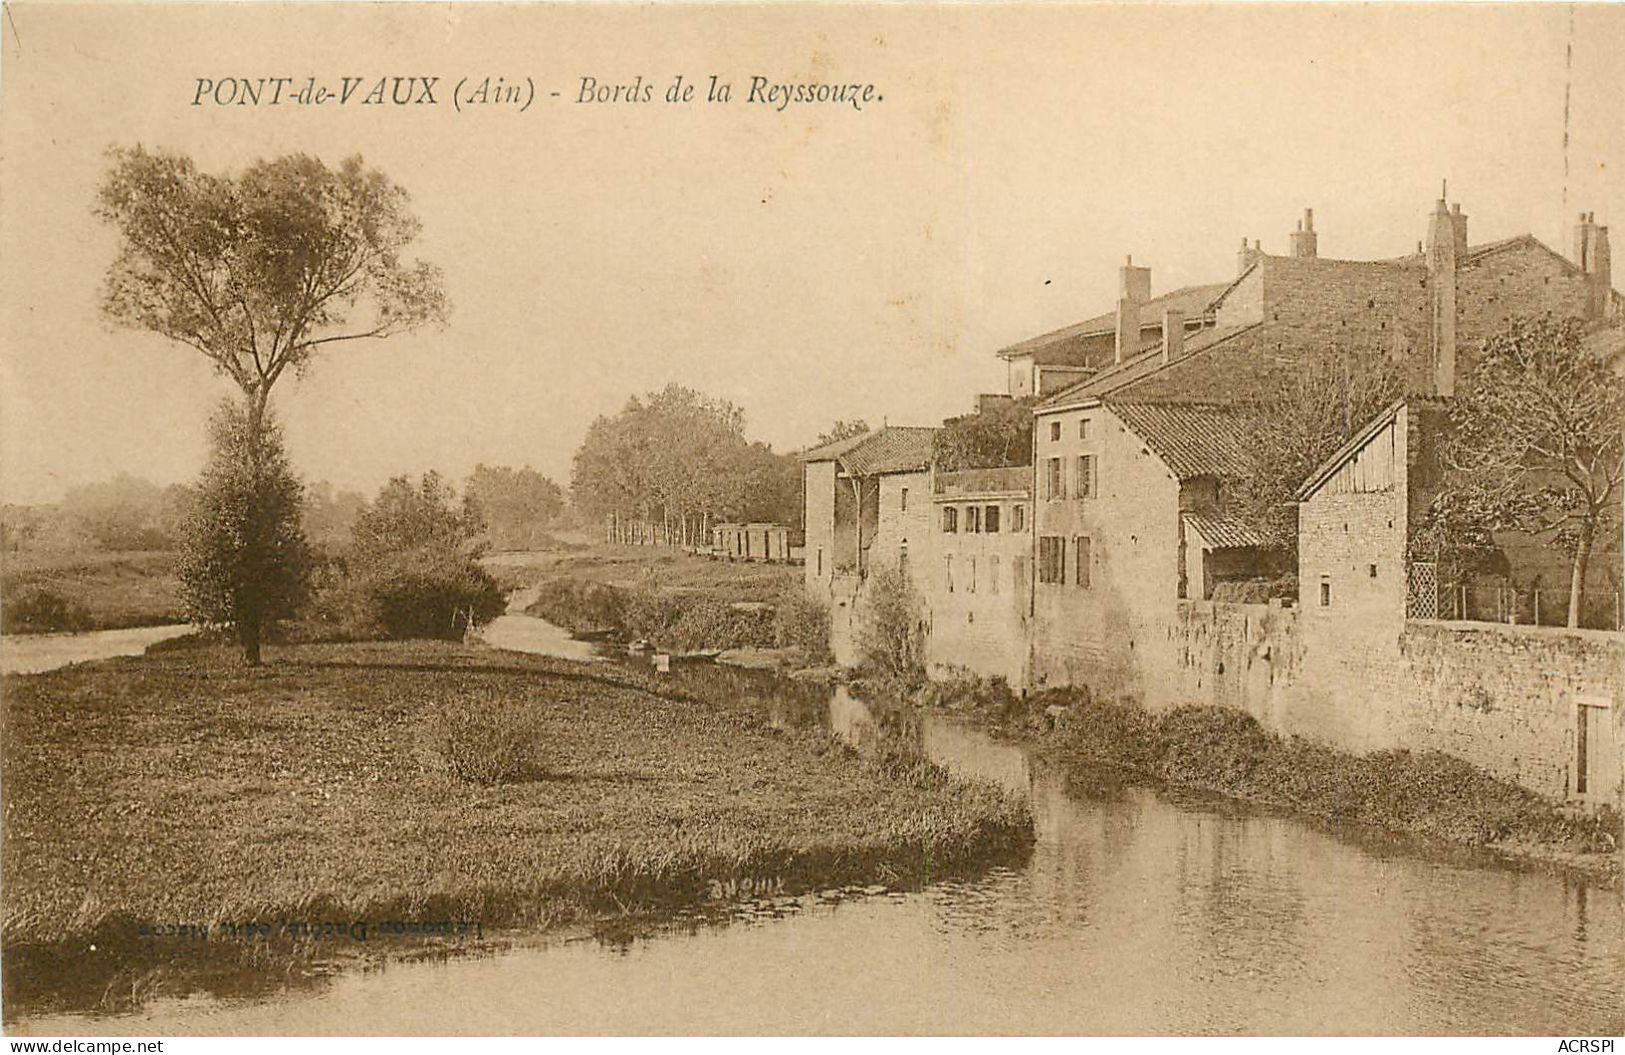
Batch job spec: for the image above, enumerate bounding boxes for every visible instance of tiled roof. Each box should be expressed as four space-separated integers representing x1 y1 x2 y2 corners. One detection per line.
1183 512 1271 551
934 465 1032 497
803 426 938 476
1037 323 1264 408
995 283 1230 365
1108 402 1256 480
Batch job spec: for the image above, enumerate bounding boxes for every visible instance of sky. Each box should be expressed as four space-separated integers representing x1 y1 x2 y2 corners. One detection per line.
1 2 1622 506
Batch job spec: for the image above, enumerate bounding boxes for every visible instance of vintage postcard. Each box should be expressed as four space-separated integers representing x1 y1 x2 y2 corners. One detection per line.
1 1 1622 1040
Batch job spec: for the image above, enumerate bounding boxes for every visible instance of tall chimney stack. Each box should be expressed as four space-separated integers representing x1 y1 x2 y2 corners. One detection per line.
1574 212 1613 319
1288 208 1318 258
1115 255 1151 364
1426 188 1459 398
1161 308 1186 364
1236 238 1263 277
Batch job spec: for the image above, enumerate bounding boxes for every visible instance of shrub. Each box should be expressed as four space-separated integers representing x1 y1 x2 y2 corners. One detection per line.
525 578 629 633
856 566 925 684
333 473 505 641
1 587 94 634
773 588 832 661
435 691 547 785
344 549 505 640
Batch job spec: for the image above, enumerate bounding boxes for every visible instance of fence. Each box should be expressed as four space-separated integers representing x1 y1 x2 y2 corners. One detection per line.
1409 562 1623 630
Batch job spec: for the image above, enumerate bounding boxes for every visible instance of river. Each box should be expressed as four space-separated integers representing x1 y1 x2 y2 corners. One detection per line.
0 624 193 676
8 613 1623 1035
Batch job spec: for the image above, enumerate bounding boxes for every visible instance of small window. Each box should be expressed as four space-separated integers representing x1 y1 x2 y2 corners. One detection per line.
942 507 958 533
1079 418 1090 440
990 555 1001 594
966 506 981 533
1576 704 1590 795
1368 564 1378 578
1049 421 1061 442
1075 536 1092 588
898 542 909 579
901 487 909 513
1319 579 1331 607
1077 454 1096 499
1046 458 1066 500
1013 505 1026 532
968 557 977 593
945 555 954 593
816 548 823 576
985 505 1001 533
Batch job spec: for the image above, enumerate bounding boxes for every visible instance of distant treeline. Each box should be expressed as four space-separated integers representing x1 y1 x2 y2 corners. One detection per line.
571 384 801 544
2 463 572 557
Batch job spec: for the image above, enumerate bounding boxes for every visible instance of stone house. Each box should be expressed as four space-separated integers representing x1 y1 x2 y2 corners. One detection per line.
925 466 1033 686
801 426 938 666
1024 197 1618 700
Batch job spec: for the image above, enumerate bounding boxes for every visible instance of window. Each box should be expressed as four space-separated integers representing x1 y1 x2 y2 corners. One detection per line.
942 506 958 533
1013 505 1026 532
1049 421 1061 442
816 548 823 576
945 555 954 593
984 505 1001 533
898 542 909 579
1368 563 1378 578
1014 555 1029 597
1077 454 1096 499
1074 536 1092 588
1046 458 1066 500
1319 579 1331 607
1079 418 1090 440
901 487 909 513
968 557 977 593
966 506 981 533
1038 536 1066 584
990 555 1001 594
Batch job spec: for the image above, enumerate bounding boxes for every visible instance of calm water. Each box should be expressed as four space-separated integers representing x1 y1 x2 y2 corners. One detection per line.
10 615 1624 1035
0 624 193 675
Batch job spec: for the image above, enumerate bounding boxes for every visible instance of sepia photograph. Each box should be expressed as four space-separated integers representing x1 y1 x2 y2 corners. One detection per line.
0 0 1622 1040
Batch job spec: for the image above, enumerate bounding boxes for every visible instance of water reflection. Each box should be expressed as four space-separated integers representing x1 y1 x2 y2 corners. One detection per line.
11 613 1624 1035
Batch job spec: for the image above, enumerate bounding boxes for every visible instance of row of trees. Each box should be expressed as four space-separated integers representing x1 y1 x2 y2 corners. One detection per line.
571 384 801 542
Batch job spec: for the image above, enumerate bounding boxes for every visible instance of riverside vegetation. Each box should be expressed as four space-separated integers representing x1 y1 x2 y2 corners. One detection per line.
899 671 1622 881
0 639 1030 1015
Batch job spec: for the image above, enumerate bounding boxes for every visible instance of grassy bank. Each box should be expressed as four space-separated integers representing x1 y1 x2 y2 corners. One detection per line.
488 543 812 653
908 675 1621 879
2 641 1030 1009
0 550 181 634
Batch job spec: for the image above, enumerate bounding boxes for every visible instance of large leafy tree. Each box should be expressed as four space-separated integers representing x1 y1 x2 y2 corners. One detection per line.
934 398 1036 471
96 146 446 660
95 146 448 437
1436 318 1624 627
178 402 310 663
464 464 566 551
571 384 798 539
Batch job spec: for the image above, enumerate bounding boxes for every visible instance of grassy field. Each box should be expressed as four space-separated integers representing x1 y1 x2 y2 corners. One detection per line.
1 641 1030 972
485 541 798 602
487 542 805 651
0 550 181 633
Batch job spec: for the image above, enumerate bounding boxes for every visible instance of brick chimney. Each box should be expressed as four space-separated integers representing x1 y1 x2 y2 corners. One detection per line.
1426 188 1459 398
1236 238 1263 277
1161 308 1186 364
1288 208 1318 258
1574 212 1613 319
1115 255 1151 364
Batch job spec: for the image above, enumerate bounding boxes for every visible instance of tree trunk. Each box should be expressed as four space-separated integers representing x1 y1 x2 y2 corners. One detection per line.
1567 516 1595 629
239 613 262 666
